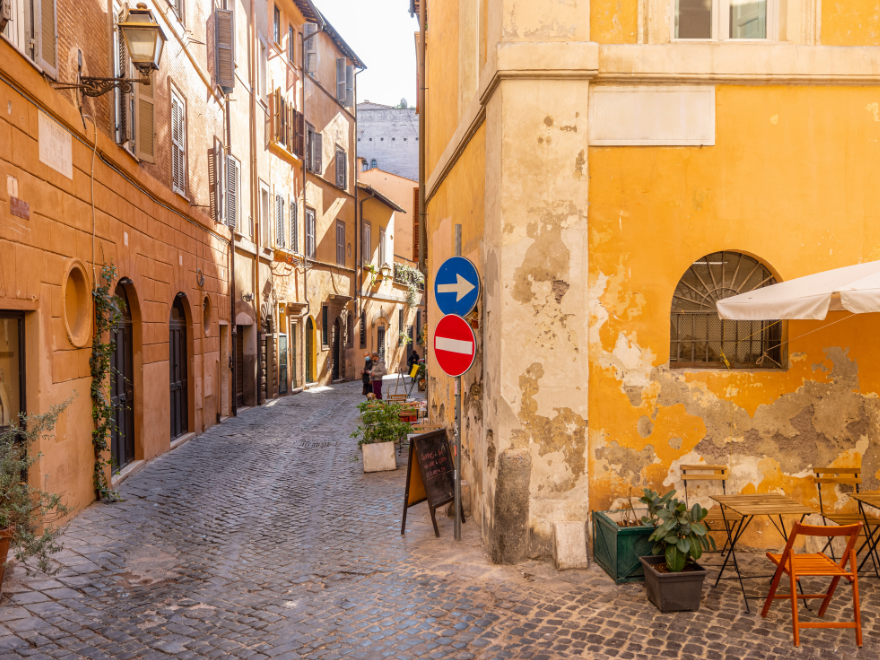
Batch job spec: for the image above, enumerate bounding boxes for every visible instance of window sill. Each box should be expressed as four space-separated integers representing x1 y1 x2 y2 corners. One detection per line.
0 34 48 77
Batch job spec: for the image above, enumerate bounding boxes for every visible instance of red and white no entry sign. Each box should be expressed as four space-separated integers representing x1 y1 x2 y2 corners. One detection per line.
433 314 476 377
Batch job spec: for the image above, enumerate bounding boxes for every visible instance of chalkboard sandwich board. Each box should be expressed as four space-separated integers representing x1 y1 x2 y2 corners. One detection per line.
401 429 465 538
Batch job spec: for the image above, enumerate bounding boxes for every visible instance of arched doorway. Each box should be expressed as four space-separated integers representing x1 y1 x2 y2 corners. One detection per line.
169 296 189 440
305 316 314 383
332 317 341 380
110 281 134 471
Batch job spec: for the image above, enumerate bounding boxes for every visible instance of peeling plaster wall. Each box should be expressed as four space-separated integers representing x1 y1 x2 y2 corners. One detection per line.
588 85 880 548
823 2 880 45
591 0 639 44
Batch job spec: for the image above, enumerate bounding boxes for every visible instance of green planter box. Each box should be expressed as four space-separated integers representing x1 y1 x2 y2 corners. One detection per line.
592 509 658 584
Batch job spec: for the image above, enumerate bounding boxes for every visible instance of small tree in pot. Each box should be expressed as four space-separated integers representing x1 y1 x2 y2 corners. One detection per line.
351 401 413 473
638 488 715 612
0 396 73 592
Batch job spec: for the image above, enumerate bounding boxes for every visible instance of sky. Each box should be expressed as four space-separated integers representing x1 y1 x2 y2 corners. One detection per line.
317 0 419 107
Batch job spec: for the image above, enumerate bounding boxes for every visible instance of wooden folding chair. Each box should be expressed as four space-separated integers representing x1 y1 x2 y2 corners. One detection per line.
681 464 742 556
387 394 408 402
814 467 880 575
761 522 863 647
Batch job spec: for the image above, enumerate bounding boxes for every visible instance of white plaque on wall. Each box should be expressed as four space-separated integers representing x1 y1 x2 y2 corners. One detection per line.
38 111 73 179
589 86 715 146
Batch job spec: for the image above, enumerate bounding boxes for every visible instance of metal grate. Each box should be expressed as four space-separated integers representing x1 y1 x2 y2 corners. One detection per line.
670 252 782 369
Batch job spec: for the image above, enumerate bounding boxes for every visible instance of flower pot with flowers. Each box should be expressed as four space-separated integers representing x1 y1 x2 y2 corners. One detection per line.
637 488 715 612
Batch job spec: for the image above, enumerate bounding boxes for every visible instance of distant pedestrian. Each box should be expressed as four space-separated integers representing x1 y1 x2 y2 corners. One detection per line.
407 349 420 373
361 353 373 397
370 352 386 400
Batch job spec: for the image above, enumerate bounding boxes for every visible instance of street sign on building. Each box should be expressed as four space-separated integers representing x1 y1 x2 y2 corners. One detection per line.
434 256 480 317
433 314 476 377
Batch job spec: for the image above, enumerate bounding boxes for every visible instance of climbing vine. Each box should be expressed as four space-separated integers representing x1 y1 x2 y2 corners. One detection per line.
90 262 124 501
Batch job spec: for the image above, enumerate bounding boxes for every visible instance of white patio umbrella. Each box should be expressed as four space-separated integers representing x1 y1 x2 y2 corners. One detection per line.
716 260 880 321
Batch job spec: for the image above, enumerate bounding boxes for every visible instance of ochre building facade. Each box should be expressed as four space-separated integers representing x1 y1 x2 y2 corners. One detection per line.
416 0 880 562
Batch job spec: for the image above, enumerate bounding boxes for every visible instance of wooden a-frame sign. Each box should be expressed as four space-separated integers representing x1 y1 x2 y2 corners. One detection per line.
401 429 465 537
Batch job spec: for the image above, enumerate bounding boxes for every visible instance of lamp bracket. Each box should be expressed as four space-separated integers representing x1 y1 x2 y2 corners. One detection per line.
52 71 151 98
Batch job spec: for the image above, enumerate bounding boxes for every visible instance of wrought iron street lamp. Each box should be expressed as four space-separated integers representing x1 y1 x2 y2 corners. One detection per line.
54 3 166 97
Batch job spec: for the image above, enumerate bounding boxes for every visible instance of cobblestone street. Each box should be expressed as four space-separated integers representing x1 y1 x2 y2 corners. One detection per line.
0 382 877 659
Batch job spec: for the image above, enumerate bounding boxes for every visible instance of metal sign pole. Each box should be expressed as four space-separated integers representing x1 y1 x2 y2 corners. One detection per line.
454 224 462 541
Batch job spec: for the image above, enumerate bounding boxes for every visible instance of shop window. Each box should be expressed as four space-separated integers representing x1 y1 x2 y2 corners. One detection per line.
670 251 782 369
0 313 25 430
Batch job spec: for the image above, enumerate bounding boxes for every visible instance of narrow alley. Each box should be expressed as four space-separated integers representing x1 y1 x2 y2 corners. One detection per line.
0 383 874 660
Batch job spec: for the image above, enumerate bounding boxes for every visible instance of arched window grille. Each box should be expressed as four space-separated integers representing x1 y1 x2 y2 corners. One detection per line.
670 251 782 369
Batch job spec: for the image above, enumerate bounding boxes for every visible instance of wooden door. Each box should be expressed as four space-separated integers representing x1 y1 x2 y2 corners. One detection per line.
279 334 288 394
290 322 298 389
235 327 244 407
111 284 135 470
332 319 340 380
306 317 314 383
169 297 188 440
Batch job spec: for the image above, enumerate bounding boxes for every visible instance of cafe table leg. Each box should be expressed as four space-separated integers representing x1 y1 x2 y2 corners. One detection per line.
715 508 753 612
857 502 880 578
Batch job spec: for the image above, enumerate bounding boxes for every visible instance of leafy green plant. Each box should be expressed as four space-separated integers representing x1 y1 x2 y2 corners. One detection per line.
90 262 123 501
394 263 425 306
350 400 413 449
399 331 413 346
363 263 380 288
0 396 74 575
639 488 715 572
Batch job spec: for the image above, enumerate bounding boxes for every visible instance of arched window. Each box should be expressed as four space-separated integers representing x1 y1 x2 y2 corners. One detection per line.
670 251 782 369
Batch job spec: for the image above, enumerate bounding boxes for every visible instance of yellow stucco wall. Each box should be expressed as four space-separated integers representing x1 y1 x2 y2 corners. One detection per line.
822 2 880 45
591 0 639 44
589 85 880 545
426 0 461 177
425 123 486 522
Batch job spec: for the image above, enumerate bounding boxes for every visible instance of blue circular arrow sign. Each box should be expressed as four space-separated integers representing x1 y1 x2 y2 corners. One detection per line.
434 256 480 317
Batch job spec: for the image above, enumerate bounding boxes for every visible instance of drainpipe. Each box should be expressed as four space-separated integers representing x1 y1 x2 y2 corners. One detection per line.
417 0 428 406
417 0 426 277
250 0 261 404
354 68 362 325
301 12 325 382
227 92 237 418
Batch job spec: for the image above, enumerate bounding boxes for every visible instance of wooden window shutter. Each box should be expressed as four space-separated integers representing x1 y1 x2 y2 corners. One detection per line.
209 139 224 223
336 221 345 265
215 8 235 92
306 208 316 258
275 194 285 247
135 73 156 163
116 27 131 145
314 132 322 174
226 156 238 229
296 112 304 159
412 187 419 261
290 200 297 252
336 58 346 102
304 23 317 76
34 0 58 77
345 65 354 108
363 222 370 265
335 149 345 189
171 93 186 194
279 96 287 146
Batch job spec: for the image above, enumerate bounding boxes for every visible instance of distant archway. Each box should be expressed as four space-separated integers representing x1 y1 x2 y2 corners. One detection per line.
169 295 189 440
305 316 315 383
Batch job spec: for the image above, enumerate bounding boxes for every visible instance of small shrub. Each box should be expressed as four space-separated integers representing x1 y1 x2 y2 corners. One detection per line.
639 488 715 572
350 400 413 449
0 395 74 575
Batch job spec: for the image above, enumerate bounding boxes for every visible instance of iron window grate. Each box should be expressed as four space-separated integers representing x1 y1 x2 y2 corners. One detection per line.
670 251 782 369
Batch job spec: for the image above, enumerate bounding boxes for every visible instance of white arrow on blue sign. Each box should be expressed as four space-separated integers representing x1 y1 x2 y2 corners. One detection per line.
434 256 480 317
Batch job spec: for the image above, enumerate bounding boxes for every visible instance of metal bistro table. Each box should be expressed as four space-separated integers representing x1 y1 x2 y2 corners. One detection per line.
711 493 815 612
850 493 880 575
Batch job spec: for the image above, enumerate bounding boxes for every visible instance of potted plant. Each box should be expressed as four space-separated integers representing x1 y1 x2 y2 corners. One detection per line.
637 489 714 612
351 400 412 473
592 502 657 584
0 397 73 592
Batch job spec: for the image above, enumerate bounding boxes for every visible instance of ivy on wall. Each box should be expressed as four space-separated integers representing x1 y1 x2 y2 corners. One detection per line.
90 262 123 501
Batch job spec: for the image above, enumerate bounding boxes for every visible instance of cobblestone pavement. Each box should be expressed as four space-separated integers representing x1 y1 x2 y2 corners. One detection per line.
0 381 878 660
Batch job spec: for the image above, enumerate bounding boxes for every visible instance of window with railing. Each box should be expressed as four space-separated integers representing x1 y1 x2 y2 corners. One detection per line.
394 263 425 290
